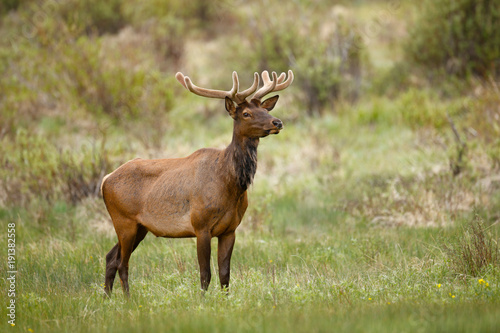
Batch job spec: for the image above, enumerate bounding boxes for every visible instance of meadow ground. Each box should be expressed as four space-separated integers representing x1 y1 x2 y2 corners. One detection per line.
1 0 500 332
2 111 499 332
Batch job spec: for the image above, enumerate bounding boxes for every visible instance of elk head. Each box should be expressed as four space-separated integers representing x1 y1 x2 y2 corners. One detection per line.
175 70 294 139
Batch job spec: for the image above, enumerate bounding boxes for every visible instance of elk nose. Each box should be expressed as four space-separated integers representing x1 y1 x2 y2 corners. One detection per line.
272 119 283 129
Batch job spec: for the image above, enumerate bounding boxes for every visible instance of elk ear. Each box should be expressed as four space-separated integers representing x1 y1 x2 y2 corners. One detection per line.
260 95 279 112
225 97 236 119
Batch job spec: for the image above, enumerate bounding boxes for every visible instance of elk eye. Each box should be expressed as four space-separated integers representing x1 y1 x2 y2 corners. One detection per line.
243 112 251 118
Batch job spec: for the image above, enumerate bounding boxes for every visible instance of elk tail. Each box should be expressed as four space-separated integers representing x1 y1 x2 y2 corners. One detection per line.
100 173 112 196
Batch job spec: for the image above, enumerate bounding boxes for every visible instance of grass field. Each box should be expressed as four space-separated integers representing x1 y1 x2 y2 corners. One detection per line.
1 0 500 332
2 205 500 332
2 111 499 332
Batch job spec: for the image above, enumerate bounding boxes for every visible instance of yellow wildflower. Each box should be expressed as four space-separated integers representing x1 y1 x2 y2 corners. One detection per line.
452 295 455 298
436 284 441 288
28 329 34 332
368 298 372 301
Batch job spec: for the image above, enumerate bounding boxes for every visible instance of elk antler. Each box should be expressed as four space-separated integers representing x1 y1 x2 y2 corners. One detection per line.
175 71 260 104
252 70 294 101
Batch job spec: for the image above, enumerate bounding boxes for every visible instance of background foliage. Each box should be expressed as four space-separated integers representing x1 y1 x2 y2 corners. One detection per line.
1 0 500 332
405 0 500 78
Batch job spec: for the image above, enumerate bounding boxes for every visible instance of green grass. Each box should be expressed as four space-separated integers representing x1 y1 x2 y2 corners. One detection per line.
1 209 499 333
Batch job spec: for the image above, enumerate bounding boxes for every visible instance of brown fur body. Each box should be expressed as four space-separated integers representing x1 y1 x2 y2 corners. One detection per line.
103 146 251 238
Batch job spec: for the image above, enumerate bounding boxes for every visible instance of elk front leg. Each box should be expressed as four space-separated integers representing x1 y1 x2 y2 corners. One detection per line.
218 232 235 292
196 232 212 291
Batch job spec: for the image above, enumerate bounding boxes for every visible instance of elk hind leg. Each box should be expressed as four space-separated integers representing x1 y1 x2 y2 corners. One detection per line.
104 242 121 296
115 220 147 297
132 224 148 252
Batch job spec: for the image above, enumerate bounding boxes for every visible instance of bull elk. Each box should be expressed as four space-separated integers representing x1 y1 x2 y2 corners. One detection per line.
101 70 294 297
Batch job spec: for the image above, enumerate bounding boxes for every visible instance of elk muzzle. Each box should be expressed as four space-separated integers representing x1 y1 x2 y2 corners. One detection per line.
272 119 283 130
267 117 283 134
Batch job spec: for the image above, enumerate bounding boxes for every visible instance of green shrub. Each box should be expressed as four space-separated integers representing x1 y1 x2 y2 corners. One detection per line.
445 215 500 277
405 0 500 78
123 0 226 32
1 30 176 132
1 3 179 150
0 28 48 137
139 16 186 71
295 22 363 115
351 88 465 129
464 83 500 169
0 0 21 16
50 34 177 146
396 88 449 129
369 62 415 97
488 139 500 170
0 130 113 207
231 2 364 115
58 0 127 35
349 96 399 126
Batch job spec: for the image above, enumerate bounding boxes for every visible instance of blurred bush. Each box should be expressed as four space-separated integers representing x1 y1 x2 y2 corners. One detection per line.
0 0 21 16
0 130 112 207
123 0 228 32
446 214 500 277
405 0 500 78
0 2 178 146
352 88 466 130
58 0 127 35
232 2 364 115
464 83 500 169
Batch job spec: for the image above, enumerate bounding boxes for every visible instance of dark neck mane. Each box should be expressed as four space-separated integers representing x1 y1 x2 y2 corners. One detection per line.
225 136 259 191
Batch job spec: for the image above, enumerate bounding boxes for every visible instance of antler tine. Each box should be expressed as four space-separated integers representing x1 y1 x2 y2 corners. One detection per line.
230 71 239 99
184 77 229 99
252 71 278 101
176 71 234 100
274 70 294 92
277 72 286 84
235 72 259 103
175 72 188 90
